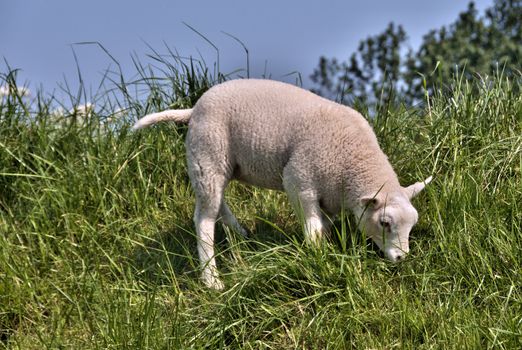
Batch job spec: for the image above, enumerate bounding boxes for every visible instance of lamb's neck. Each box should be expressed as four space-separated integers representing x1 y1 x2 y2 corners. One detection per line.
344 153 402 202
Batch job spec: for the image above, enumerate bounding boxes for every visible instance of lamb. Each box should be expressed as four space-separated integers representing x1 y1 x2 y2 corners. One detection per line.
133 79 432 290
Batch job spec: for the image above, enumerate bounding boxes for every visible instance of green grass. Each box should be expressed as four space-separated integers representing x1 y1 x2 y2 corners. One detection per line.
0 56 521 349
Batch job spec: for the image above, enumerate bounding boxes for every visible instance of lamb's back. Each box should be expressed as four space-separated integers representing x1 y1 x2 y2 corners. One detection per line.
194 79 369 148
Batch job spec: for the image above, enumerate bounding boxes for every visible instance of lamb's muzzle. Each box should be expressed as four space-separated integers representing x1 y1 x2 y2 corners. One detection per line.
133 79 432 289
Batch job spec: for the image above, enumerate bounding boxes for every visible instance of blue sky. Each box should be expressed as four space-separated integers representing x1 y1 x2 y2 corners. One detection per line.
2 0 493 94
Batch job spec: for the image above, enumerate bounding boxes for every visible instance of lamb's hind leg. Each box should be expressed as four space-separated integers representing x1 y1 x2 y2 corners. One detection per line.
220 201 248 237
193 188 225 290
190 159 229 290
194 191 245 289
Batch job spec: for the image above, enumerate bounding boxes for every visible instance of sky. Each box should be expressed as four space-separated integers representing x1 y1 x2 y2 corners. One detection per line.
1 0 494 96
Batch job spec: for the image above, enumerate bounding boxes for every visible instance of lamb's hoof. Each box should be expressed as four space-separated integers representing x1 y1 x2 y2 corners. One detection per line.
239 227 250 238
203 274 225 290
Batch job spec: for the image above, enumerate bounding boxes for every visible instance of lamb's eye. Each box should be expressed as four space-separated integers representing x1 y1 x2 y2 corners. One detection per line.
380 219 391 228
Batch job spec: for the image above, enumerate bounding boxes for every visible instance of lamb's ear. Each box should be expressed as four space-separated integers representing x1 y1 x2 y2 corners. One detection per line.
360 194 384 209
404 176 433 199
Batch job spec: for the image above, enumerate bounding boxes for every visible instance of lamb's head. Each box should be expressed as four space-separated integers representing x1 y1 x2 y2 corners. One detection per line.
357 176 432 261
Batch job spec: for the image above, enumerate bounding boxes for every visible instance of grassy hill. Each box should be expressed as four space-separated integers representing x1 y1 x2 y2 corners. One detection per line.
1 64 520 349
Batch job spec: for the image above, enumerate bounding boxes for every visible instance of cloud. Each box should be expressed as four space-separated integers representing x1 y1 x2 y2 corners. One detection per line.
0 85 31 98
70 103 95 117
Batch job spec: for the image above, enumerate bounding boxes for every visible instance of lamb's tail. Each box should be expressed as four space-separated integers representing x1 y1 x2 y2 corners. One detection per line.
132 108 193 130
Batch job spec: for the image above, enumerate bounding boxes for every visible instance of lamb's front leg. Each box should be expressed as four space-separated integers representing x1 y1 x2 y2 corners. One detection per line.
286 188 325 244
283 165 326 244
302 199 325 244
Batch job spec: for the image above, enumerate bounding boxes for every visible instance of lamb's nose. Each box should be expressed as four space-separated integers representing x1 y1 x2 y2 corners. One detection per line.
386 249 407 262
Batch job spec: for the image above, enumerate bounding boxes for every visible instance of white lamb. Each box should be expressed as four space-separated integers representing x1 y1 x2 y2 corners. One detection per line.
133 79 432 290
